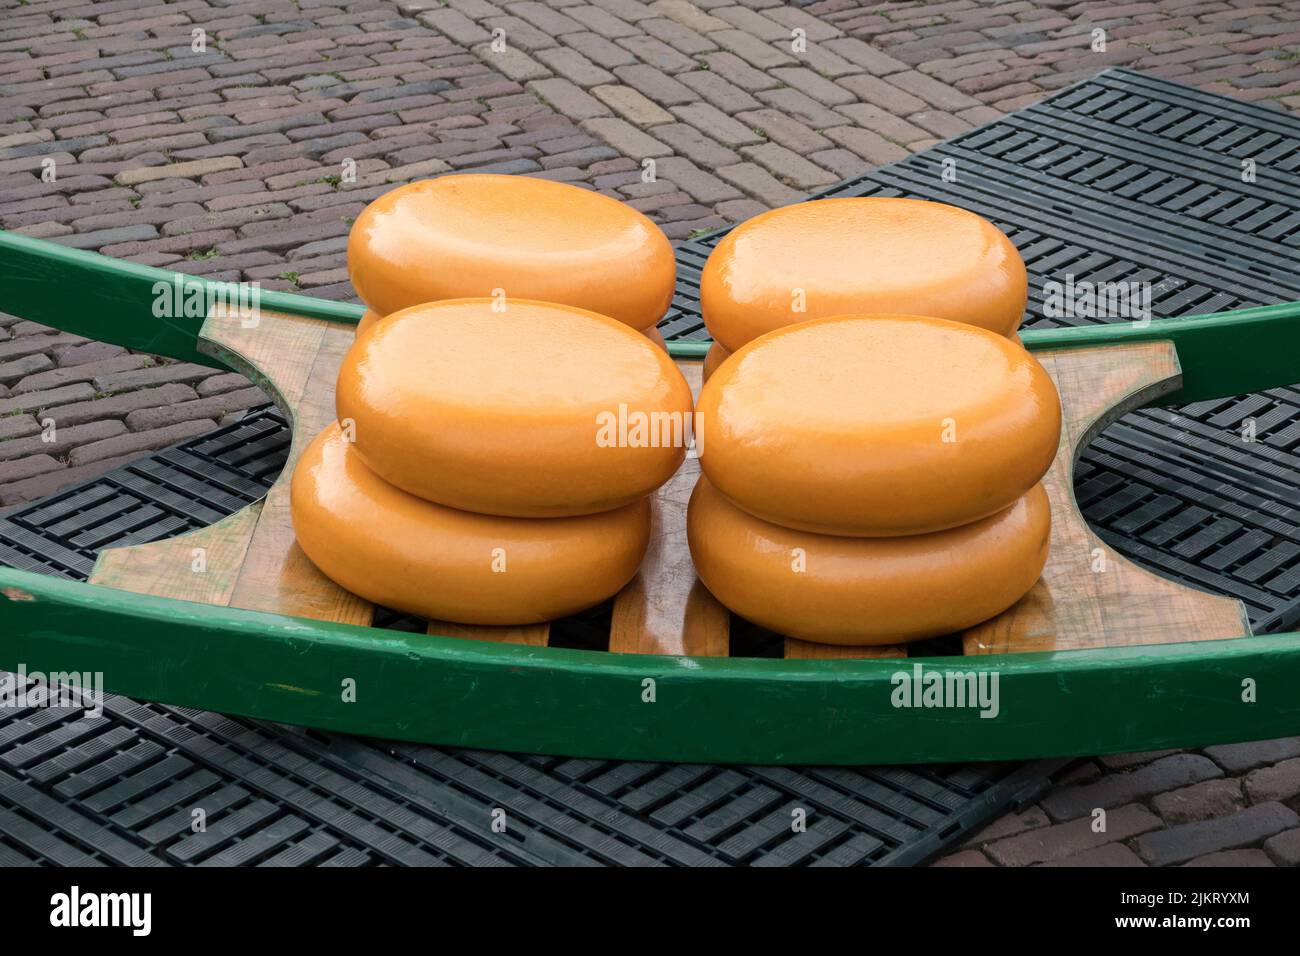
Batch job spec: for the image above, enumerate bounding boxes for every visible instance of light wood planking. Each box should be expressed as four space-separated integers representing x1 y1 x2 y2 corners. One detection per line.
610 361 731 656
91 304 374 627
963 341 1249 654
220 311 373 625
90 503 263 605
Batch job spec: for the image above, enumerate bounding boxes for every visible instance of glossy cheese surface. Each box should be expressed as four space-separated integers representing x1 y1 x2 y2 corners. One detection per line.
698 315 1061 536
292 423 651 625
336 298 695 517
348 174 675 330
688 476 1050 644
356 309 381 337
702 341 730 383
700 197 1028 352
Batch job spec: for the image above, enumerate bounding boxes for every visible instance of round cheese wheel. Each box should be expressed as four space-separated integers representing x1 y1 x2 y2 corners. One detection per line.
336 298 695 518
688 475 1050 644
702 341 730 383
356 309 381 337
700 197 1027 352
698 315 1060 536
643 324 667 352
348 174 675 330
292 423 651 625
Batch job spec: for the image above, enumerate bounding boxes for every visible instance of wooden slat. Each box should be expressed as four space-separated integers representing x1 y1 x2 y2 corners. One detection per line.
784 638 906 659
427 620 550 646
221 314 372 625
91 304 374 627
90 504 263 605
963 341 1249 654
609 361 731 656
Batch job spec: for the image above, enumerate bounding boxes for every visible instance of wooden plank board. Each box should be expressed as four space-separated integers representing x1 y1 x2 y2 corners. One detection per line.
963 341 1249 654
90 503 263 605
609 361 731 656
220 313 372 625
784 638 906 660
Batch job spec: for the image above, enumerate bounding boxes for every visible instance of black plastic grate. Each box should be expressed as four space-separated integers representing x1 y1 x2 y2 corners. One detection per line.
0 676 1061 867
2 68 1299 866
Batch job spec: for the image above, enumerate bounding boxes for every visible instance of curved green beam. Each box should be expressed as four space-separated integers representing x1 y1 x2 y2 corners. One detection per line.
2 565 1298 765
7 230 1298 400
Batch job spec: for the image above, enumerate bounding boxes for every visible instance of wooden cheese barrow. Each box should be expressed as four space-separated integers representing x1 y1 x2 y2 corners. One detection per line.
2 231 1300 765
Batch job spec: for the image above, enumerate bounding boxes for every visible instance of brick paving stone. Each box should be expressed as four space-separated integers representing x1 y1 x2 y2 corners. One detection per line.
1041 754 1223 821
0 413 41 442
44 384 200 429
956 806 1049 852
1150 778 1245 825
0 384 96 417
1204 737 1300 773
1183 849 1274 867
653 155 742 202
715 162 804 206
124 386 266 431
116 156 243 185
0 420 126 463
1096 749 1183 771
824 125 910 165
0 354 54 388
196 373 256 398
672 102 764 146
0 455 63 484
1137 802 1300 866
1263 828 1300 866
67 418 218 467
986 804 1161 866
592 85 675 125
654 123 739 165
11 355 150 394
931 849 994 867
1243 756 1300 803
580 117 673 157
1040 843 1147 867
93 362 221 394
678 70 762 112
738 141 836 189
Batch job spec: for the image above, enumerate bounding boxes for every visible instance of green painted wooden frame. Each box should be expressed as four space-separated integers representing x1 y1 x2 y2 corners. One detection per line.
2 231 1299 764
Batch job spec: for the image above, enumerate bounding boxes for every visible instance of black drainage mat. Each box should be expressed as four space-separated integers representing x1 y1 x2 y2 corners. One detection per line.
1 67 1296 865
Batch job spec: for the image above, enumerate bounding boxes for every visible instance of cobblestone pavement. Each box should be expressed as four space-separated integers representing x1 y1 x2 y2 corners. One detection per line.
1 0 1299 865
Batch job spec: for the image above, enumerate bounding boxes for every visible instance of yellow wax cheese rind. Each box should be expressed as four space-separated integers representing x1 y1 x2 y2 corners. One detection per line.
356 309 381 337
697 314 1061 536
291 422 652 625
700 197 1028 352
348 174 675 330
702 341 731 383
336 298 695 518
688 475 1050 645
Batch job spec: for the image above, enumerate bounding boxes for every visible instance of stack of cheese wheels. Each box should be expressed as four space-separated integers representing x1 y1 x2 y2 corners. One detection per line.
348 173 676 351
291 298 694 625
698 197 1028 380
689 315 1061 645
